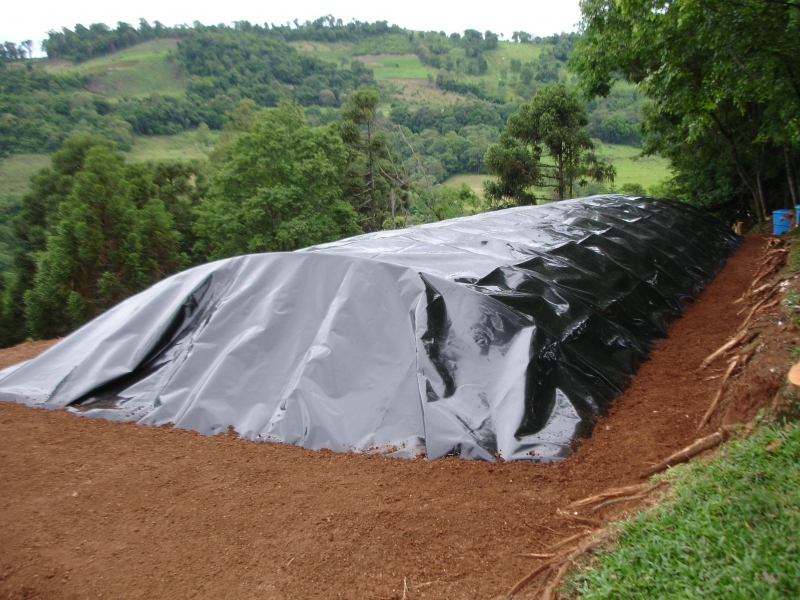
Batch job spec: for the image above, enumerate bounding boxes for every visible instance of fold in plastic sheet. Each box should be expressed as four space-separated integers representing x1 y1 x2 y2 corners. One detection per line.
0 196 741 461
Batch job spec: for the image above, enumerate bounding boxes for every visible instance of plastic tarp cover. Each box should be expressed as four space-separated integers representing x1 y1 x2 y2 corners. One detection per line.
0 196 741 461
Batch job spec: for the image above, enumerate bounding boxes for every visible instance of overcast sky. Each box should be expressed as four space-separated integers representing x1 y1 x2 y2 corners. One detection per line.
3 1 583 55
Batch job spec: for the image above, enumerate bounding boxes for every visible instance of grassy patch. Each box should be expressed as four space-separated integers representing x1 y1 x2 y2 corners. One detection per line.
442 174 491 197
56 39 185 98
594 142 671 192
363 55 433 80
123 130 218 163
0 154 50 199
567 423 800 599
289 40 356 64
443 144 669 200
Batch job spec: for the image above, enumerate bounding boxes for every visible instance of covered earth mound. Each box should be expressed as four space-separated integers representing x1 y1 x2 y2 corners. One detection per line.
0 234 788 600
0 196 739 460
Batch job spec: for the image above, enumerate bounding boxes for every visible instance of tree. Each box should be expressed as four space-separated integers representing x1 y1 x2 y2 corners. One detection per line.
571 0 800 222
25 146 182 338
340 88 409 230
483 84 615 204
193 102 360 260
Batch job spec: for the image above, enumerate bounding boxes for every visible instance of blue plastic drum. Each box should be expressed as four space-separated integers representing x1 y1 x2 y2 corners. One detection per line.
773 209 792 235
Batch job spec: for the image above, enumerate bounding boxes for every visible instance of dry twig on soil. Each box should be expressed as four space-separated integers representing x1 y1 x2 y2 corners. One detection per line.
639 430 726 478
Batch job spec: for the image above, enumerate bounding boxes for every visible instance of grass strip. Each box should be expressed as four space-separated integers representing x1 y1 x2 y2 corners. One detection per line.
566 423 800 599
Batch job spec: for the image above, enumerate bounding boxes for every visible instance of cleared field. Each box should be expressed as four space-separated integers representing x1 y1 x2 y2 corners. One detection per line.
55 39 185 98
378 79 466 106
442 173 491 197
596 142 671 191
0 154 51 200
443 143 671 198
357 55 433 80
124 130 218 162
0 131 215 207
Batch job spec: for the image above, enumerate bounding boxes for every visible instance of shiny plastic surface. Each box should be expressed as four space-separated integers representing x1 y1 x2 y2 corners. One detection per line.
0 196 740 461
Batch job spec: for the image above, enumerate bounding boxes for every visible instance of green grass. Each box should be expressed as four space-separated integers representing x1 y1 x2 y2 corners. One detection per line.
288 40 357 64
442 174 491 197
124 129 218 163
0 130 215 211
442 143 671 199
56 39 185 98
567 423 800 599
0 154 51 199
362 55 433 80
595 142 671 192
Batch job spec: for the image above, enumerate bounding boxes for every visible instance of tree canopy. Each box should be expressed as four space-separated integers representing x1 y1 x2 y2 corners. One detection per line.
571 0 800 221
483 84 614 204
194 102 360 259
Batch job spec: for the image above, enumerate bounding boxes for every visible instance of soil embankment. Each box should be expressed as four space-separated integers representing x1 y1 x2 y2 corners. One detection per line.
0 235 780 599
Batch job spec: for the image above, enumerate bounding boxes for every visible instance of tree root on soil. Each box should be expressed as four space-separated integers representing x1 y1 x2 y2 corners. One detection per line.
697 358 740 431
639 430 726 478
505 529 613 600
566 481 665 510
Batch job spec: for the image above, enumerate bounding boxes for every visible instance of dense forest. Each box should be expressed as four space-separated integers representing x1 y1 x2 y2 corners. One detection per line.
0 3 797 347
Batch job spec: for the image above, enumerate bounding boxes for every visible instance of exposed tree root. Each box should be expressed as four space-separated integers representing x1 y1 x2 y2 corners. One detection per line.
566 481 665 510
697 358 740 431
699 329 759 370
639 430 726 478
555 511 603 528
506 529 613 600
590 492 649 514
544 531 592 553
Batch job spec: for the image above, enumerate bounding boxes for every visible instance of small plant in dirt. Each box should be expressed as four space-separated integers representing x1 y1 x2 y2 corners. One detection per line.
564 423 800 599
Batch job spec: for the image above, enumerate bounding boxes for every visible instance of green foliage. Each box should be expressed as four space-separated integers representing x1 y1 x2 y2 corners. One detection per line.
43 19 183 63
25 145 183 338
483 84 615 203
572 0 800 224
176 24 375 109
194 102 360 259
416 183 486 223
567 424 800 598
0 134 203 343
340 89 411 231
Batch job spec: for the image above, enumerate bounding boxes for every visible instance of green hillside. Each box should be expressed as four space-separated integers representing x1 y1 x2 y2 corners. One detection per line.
54 39 185 98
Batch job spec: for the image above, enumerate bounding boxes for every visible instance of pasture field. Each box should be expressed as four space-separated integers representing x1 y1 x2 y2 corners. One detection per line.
442 143 672 199
51 39 185 98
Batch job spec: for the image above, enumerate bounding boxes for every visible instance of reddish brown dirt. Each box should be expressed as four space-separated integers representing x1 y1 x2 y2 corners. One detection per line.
0 235 781 600
0 339 60 371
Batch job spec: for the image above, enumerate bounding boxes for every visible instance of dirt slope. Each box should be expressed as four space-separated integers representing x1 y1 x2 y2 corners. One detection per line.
0 236 776 600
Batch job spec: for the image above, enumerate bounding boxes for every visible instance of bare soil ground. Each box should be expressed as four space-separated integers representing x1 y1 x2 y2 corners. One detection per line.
0 235 785 600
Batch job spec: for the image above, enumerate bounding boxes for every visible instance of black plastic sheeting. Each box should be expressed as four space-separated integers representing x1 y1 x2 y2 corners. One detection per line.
0 196 741 461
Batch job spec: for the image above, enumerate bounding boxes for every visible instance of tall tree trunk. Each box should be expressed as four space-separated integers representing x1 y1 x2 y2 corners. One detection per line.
786 146 799 208
757 168 769 224
709 112 764 222
367 123 376 228
390 188 395 229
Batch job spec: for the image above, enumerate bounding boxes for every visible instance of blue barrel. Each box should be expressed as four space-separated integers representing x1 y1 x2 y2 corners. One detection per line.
796 206 800 227
773 209 792 235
